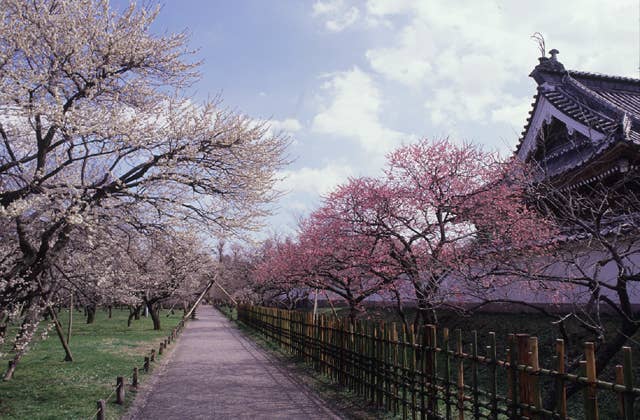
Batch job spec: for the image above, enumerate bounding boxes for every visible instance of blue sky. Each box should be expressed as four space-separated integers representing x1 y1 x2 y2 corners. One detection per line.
115 0 640 237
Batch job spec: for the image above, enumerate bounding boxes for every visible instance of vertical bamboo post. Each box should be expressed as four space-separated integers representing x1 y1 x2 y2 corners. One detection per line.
443 327 452 420
488 332 498 419
116 376 125 404
456 329 464 420
516 333 530 417
349 319 355 391
315 313 321 372
392 323 400 416
507 334 518 417
622 346 635 420
580 361 589 419
529 337 542 418
343 317 348 388
616 365 625 419
584 342 598 420
421 325 428 420
555 339 567 419
301 312 306 362
408 324 416 418
373 321 378 405
471 330 479 419
385 322 392 412
378 321 386 407
401 323 408 420
428 324 438 418
354 320 365 396
320 315 326 376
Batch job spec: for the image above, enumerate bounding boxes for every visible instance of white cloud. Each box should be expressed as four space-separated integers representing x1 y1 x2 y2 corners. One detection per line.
311 67 405 156
312 0 360 32
362 0 638 128
491 96 533 128
365 0 414 16
279 163 353 196
269 118 302 133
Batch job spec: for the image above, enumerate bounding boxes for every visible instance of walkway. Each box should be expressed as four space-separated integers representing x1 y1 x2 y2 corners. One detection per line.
131 306 342 420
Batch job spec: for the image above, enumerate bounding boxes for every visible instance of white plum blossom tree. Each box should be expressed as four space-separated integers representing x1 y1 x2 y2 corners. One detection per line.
0 0 288 379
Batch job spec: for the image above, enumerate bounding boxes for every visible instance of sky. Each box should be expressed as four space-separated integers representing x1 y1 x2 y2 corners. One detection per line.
115 0 640 237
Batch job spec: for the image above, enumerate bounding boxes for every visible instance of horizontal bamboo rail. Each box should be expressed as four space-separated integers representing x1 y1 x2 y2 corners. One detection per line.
238 305 639 420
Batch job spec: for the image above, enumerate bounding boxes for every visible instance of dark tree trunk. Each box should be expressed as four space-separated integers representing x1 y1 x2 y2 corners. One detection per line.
85 305 96 324
348 303 359 326
108 305 112 319
146 301 161 330
127 306 136 327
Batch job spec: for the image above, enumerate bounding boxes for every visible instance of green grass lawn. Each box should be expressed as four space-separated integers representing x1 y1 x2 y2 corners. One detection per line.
0 308 182 419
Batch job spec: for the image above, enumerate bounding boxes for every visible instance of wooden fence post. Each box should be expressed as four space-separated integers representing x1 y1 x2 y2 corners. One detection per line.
584 342 598 420
143 356 150 372
622 346 635 420
555 339 567 419
96 399 106 420
471 330 479 419
132 367 139 388
507 334 518 417
529 337 542 418
616 365 625 419
488 332 498 419
456 329 464 420
427 324 438 419
443 327 452 420
116 376 125 405
150 349 156 362
516 333 531 417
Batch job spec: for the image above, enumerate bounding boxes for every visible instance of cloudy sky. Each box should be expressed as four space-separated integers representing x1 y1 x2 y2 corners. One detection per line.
131 0 639 236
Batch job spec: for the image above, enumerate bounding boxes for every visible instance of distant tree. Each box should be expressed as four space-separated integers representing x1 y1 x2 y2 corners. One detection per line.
252 236 310 309
295 188 401 323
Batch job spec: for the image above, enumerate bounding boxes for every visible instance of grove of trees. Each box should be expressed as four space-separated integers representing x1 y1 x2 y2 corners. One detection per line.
0 0 288 380
235 138 640 404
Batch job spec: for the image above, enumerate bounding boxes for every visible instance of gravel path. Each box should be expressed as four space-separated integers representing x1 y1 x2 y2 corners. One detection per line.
130 305 343 420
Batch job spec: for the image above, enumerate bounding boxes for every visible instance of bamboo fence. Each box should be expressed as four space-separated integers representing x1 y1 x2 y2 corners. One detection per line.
238 305 639 420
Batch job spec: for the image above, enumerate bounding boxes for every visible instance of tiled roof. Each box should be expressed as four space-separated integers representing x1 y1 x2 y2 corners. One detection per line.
515 55 640 170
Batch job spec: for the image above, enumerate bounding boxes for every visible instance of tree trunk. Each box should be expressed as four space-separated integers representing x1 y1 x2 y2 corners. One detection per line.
0 312 9 342
146 301 161 330
3 303 42 381
127 306 135 327
108 305 112 319
86 305 96 324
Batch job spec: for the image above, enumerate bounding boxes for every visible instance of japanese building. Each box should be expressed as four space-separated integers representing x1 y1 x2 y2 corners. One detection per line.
501 50 640 310
516 49 640 188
